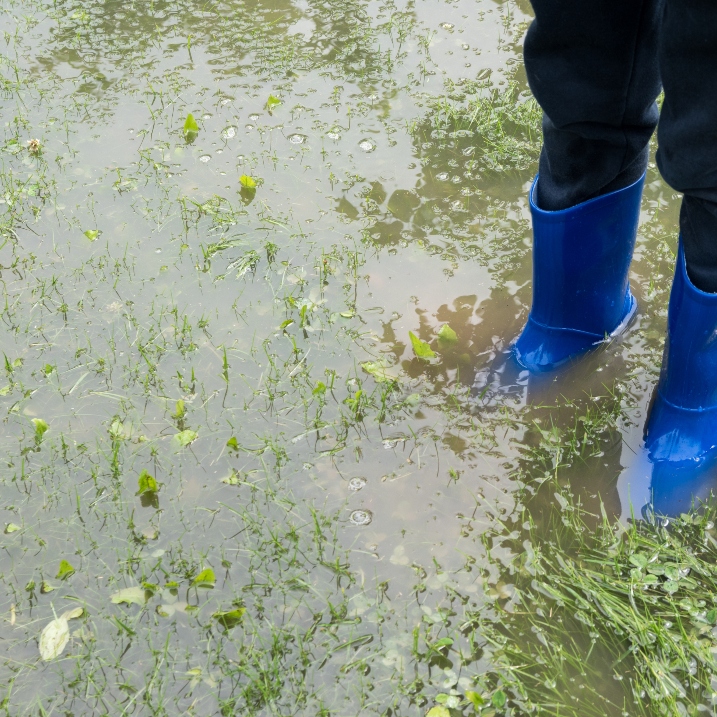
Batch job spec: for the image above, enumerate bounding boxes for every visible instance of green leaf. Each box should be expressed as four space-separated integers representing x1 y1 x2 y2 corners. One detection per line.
136 470 159 496
465 691 485 709
409 331 435 359
707 609 717 625
32 418 49 441
426 708 450 717
226 436 239 450
213 607 246 629
40 581 55 593
629 554 648 569
176 429 198 446
183 112 199 137
266 94 281 110
4 523 21 534
192 568 216 587
110 586 148 606
279 319 294 329
313 381 327 395
340 310 354 318
56 559 75 580
239 174 257 189
662 580 680 594
0 385 10 396
172 399 185 419
432 637 453 649
221 469 241 485
84 229 99 241
361 361 398 383
437 323 458 348
492 689 507 708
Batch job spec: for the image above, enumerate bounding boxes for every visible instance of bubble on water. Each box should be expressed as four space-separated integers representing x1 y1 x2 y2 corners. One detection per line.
245 124 255 131
199 155 211 163
222 126 237 139
440 22 454 29
358 139 376 152
249 114 260 121
220 98 231 105
451 175 462 184
288 133 307 144
326 131 340 140
202 113 212 120
348 476 367 492
461 43 469 50
350 509 373 526
450 200 464 211
436 172 449 181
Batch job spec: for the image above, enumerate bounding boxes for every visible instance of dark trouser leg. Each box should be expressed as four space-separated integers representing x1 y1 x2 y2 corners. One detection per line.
524 0 663 211
657 0 717 293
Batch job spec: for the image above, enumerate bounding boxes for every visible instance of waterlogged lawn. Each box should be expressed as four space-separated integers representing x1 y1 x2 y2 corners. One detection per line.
0 0 710 715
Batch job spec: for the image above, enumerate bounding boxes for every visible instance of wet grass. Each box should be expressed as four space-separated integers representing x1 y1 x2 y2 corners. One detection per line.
0 0 705 714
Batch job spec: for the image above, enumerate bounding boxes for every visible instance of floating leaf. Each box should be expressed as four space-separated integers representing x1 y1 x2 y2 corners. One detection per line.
56 559 75 580
239 174 257 189
340 310 354 318
0 385 10 396
159 601 189 618
222 469 241 485
184 112 199 139
176 429 198 446
4 523 20 534
110 586 147 606
492 689 507 708
409 331 435 359
361 361 398 383
265 94 281 111
172 399 185 419
466 691 485 709
136 470 159 496
84 229 99 241
437 323 458 348
213 607 246 629
39 608 84 661
226 436 238 450
426 708 450 717
192 568 216 587
32 418 49 441
313 381 326 395
40 581 55 594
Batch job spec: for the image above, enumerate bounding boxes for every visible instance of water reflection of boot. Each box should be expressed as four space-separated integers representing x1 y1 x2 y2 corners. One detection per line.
514 173 645 372
643 240 717 514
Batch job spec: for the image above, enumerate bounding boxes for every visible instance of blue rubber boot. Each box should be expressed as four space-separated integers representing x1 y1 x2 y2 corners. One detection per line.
644 240 717 515
514 173 645 372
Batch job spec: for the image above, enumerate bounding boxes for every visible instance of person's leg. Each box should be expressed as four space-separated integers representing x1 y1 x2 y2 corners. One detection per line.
513 0 663 372
657 0 717 293
524 0 663 211
644 0 717 484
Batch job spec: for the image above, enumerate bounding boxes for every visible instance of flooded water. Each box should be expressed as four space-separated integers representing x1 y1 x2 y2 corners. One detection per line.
0 0 700 714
